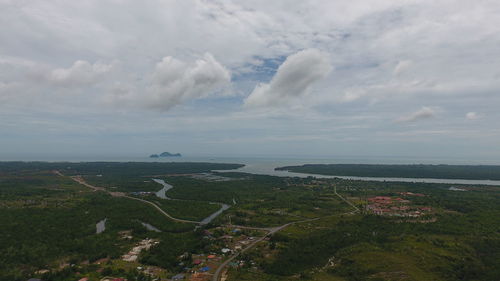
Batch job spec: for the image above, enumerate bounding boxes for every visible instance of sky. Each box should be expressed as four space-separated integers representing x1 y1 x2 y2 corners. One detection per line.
1 0 500 162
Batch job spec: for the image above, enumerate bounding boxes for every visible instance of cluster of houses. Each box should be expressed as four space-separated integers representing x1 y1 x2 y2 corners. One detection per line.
122 238 158 262
129 191 154 196
99 278 126 281
397 191 425 197
166 228 262 281
366 195 432 218
190 173 232 182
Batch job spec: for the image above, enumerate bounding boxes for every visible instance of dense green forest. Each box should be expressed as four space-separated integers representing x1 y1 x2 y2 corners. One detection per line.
0 162 243 281
2 162 499 281
164 174 350 226
0 161 243 176
229 178 500 281
276 163 500 180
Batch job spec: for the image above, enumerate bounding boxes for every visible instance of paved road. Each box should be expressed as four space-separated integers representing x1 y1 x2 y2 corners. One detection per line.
62 170 359 281
226 224 275 232
334 186 360 213
71 176 107 192
66 172 200 224
124 195 199 224
212 187 359 281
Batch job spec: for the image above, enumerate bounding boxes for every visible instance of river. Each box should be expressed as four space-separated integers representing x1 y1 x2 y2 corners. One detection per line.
211 159 500 186
200 203 231 225
96 218 107 234
152 178 232 225
141 221 162 232
18 155 500 185
144 156 500 186
153 179 173 199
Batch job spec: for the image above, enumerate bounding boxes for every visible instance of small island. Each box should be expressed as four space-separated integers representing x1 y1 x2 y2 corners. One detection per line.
160 152 182 157
149 152 182 158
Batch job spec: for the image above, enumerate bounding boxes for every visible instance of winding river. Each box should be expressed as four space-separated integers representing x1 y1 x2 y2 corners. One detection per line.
152 178 231 225
153 179 173 199
96 218 107 234
141 221 162 232
200 203 230 225
217 161 500 186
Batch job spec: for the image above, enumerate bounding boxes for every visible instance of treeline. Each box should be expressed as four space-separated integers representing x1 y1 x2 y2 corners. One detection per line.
276 164 500 180
0 161 244 176
162 174 288 204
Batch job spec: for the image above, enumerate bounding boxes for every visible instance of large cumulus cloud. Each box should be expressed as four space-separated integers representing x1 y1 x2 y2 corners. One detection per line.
136 53 230 111
48 60 114 87
245 49 331 107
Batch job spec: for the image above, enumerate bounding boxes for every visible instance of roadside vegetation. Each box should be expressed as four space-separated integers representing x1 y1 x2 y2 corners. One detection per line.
1 162 499 281
227 178 500 281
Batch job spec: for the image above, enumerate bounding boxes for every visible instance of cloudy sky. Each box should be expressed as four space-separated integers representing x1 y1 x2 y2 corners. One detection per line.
1 0 500 162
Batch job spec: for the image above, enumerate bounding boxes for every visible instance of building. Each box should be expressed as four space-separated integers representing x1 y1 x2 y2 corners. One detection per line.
199 266 210 272
172 273 185 280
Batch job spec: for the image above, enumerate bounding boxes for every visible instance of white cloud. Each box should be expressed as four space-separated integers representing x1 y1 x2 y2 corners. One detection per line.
245 49 331 107
138 53 230 111
2 1 500 159
48 60 114 87
466 112 481 120
393 60 412 76
396 106 436 123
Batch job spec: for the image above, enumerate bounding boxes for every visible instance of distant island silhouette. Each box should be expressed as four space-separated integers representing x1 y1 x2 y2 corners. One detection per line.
149 152 182 158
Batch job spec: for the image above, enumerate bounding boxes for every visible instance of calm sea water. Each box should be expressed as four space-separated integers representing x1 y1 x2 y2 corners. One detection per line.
3 155 500 185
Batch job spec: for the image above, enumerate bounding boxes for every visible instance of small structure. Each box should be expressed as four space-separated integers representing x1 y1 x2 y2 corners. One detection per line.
199 266 210 272
100 278 126 281
172 273 185 280
190 272 208 281
221 248 231 254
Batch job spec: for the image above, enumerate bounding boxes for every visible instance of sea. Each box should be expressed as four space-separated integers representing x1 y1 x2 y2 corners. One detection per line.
3 155 500 186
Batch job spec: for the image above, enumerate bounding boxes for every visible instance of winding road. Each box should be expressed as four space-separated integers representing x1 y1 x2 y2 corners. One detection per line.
60 171 359 281
123 195 200 224
211 186 360 281
67 173 202 224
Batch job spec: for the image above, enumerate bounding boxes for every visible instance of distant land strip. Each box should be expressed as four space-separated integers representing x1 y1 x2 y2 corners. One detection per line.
275 164 500 180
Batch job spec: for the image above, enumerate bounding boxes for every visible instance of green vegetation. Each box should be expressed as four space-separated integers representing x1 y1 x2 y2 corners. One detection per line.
164 175 350 226
229 178 500 281
146 196 222 221
1 162 499 281
0 162 243 281
0 161 243 177
0 190 191 280
277 163 500 180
